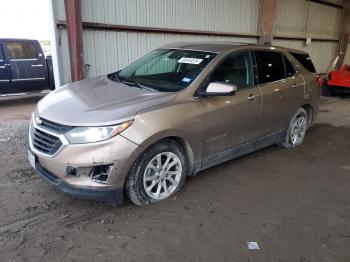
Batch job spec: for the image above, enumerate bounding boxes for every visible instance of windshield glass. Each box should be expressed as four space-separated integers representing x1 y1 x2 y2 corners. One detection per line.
117 49 216 92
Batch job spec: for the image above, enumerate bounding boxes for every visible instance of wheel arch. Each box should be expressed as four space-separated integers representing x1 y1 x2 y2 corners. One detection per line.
301 103 314 128
165 136 196 176
130 132 198 177
124 134 194 206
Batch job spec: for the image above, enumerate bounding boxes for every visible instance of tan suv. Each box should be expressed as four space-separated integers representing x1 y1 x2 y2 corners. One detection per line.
28 42 320 206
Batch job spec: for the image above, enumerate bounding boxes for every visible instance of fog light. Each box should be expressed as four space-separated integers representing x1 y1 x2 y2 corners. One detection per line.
90 164 113 184
66 166 78 176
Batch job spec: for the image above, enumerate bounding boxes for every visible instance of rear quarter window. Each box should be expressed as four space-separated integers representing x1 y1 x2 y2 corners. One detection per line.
5 42 38 59
290 52 316 73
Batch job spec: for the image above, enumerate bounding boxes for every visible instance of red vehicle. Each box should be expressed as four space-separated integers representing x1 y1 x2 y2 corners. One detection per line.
325 57 350 95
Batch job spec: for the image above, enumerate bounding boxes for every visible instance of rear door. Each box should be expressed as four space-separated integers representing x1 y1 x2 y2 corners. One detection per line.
0 42 12 93
3 40 48 92
255 50 304 136
282 53 305 107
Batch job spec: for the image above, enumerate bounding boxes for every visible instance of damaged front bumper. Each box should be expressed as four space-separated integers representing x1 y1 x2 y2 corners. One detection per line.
34 161 124 203
28 130 139 203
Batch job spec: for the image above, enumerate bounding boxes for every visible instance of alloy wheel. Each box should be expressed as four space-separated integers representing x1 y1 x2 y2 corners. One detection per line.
290 115 307 146
143 152 183 200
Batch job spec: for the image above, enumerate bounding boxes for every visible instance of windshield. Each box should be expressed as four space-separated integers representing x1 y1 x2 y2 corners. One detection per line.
116 49 216 92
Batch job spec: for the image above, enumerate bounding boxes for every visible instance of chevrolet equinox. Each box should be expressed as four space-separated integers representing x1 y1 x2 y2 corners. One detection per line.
28 42 320 206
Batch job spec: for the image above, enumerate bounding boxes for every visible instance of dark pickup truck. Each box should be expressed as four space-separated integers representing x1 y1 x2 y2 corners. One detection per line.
0 38 55 94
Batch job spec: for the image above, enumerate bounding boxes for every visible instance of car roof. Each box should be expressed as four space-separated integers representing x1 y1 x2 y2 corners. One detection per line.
161 41 308 55
0 38 38 42
162 42 248 53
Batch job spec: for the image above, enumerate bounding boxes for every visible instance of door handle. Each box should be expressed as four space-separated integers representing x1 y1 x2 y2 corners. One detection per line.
247 94 256 102
31 64 43 67
291 83 298 88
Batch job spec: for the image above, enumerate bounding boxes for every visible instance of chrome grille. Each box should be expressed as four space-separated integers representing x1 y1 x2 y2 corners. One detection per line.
39 118 73 133
31 127 62 155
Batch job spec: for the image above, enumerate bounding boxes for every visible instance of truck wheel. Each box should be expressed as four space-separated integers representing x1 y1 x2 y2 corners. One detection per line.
125 139 187 206
322 85 332 97
279 108 308 149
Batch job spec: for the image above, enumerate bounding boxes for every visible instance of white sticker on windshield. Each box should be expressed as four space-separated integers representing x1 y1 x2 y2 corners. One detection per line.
178 57 203 65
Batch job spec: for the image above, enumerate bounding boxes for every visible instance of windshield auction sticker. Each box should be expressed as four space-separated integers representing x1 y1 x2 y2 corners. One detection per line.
178 57 203 64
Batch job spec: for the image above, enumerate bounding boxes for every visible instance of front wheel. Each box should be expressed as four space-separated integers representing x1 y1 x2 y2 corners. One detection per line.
125 139 187 206
279 108 308 148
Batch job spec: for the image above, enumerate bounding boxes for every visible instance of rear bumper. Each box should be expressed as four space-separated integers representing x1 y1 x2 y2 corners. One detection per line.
35 161 124 204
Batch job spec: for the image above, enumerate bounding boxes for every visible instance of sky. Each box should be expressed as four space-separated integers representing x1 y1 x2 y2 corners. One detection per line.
0 0 53 41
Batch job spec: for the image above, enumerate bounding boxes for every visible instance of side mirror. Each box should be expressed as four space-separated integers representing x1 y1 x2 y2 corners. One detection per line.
202 82 237 97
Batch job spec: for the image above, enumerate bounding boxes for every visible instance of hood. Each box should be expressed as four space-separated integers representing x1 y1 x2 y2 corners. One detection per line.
37 75 177 126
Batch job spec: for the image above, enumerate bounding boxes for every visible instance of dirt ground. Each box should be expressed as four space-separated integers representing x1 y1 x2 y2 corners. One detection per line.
0 96 350 262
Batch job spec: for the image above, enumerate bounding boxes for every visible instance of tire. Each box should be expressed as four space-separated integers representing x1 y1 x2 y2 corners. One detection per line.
330 87 337 96
125 139 187 206
322 85 332 97
279 108 308 149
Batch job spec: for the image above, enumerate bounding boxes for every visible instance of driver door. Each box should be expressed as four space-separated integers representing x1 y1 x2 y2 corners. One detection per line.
197 51 262 163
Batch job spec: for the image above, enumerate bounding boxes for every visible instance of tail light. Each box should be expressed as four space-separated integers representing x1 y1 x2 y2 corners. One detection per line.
316 75 324 87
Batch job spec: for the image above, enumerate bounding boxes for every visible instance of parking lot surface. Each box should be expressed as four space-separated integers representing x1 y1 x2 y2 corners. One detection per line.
0 97 350 262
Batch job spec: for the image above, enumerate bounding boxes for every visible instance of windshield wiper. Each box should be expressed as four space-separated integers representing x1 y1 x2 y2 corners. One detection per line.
120 78 157 92
136 81 157 91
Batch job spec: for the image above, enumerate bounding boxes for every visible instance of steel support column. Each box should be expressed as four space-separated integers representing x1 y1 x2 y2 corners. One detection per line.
335 2 350 69
258 0 278 45
64 0 84 82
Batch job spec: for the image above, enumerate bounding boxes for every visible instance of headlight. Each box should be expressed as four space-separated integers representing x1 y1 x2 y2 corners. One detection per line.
65 121 133 144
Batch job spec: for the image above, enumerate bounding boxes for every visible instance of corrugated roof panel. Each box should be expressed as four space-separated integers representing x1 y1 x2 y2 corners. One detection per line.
80 0 259 34
275 0 342 39
56 29 71 84
52 0 66 21
275 0 309 37
55 0 341 84
307 2 341 39
80 30 257 79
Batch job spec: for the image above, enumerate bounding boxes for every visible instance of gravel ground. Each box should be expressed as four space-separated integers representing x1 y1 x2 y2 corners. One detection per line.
0 96 350 262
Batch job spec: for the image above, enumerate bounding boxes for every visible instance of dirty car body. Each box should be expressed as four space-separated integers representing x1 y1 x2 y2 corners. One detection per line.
28 42 320 205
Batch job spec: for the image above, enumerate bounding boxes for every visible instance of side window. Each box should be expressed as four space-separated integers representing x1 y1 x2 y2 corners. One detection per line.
210 51 253 89
290 52 316 73
283 56 296 77
255 51 285 84
5 42 38 59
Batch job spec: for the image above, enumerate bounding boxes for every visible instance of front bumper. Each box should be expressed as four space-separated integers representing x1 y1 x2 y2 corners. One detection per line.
28 122 140 203
35 161 124 204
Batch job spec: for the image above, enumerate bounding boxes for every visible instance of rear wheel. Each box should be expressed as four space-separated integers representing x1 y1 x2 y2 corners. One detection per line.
279 108 308 148
125 139 187 206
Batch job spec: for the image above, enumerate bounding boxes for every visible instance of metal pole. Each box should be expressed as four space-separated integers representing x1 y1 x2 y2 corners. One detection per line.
258 0 278 45
64 0 84 82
